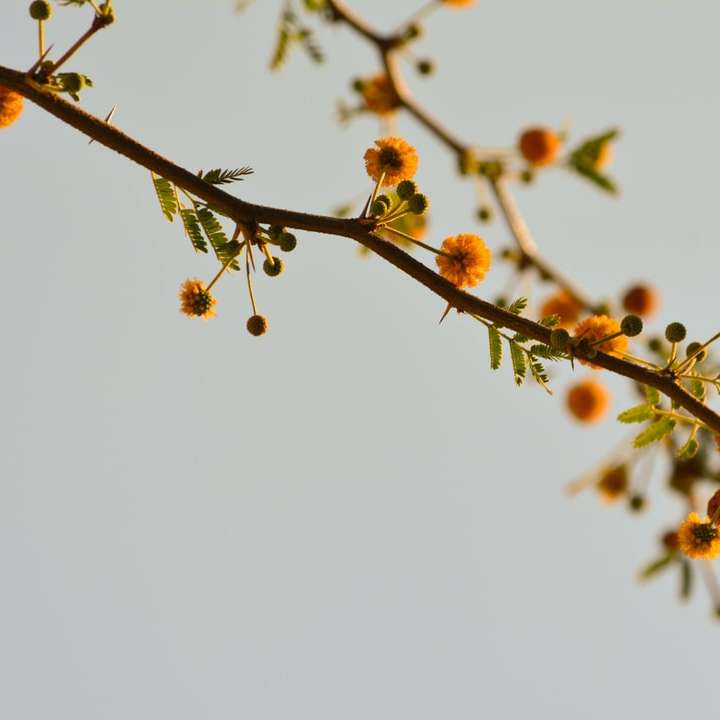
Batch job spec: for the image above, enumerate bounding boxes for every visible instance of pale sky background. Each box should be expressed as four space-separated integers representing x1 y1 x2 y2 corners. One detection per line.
2 1 720 718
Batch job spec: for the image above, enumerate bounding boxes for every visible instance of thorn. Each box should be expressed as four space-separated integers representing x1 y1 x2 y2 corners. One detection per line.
26 44 55 76
438 301 453 325
88 105 117 145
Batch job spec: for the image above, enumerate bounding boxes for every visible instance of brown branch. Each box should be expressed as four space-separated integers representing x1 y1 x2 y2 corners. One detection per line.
326 0 601 309
2 63 719 433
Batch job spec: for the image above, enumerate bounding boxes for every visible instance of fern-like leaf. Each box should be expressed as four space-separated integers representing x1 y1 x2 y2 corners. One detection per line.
488 326 503 370
151 173 177 222
617 404 654 424
199 167 254 185
507 297 528 315
196 206 239 269
633 417 676 448
179 208 207 254
509 341 527 386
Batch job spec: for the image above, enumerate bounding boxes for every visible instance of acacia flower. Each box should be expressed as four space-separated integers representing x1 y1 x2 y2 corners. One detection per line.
573 314 628 367
364 137 419 186
566 378 610 423
435 233 491 288
518 127 561 167
622 284 658 317
596 465 629 503
360 74 399 116
677 512 720 560
179 278 216 319
0 85 24 129
539 290 582 328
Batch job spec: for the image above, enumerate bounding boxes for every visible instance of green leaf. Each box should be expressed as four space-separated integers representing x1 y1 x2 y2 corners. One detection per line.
639 554 674 581
529 358 552 394
488 326 502 370
512 332 529 344
677 436 699 460
633 417 676 448
196 206 239 269
509 341 527 386
643 385 661 405
617 404 654 424
540 314 561 328
151 173 177 222
198 167 254 185
529 343 566 361
570 163 618 195
507 297 528 315
179 208 207 254
680 558 693 600
684 377 706 401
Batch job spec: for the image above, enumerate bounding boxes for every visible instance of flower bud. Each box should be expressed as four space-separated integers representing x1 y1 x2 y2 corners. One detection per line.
246 314 268 336
665 322 687 343
620 314 643 337
263 256 285 277
396 180 417 200
29 0 52 20
407 193 429 215
279 232 297 252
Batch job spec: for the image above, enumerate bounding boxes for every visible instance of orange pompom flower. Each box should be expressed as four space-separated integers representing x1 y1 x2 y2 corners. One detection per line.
566 377 610 423
622 284 659 317
539 290 582 328
179 278 217 319
364 137 419 187
677 512 720 560
361 74 399 116
435 233 491 288
518 127 561 167
573 314 628 368
0 85 24 129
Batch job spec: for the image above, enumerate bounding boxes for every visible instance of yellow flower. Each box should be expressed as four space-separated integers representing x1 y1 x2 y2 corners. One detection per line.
179 278 217 319
677 512 720 560
518 127 561 167
364 137 419 187
0 85 24 129
565 378 610 423
573 314 628 368
539 290 582 328
361 74 399 116
435 233 491 288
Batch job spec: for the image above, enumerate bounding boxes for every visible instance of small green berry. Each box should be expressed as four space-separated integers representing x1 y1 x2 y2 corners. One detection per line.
476 206 493 223
620 314 643 337
686 341 708 361
407 193 429 215
263 257 285 277
550 328 571 350
416 59 434 76
279 232 297 252
370 199 388 216
29 1 52 20
396 180 417 201
665 322 687 343
246 314 268 336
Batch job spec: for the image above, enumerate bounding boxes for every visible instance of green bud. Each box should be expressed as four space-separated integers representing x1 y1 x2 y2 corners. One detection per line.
279 232 297 252
263 256 285 277
396 180 417 200
550 328 570 350
476 206 493 223
407 193 429 215
629 494 646 513
61 72 86 94
29 1 52 20
686 341 708 361
268 225 284 240
665 322 687 343
647 336 664 353
416 59 434 76
246 314 268 336
621 314 643 337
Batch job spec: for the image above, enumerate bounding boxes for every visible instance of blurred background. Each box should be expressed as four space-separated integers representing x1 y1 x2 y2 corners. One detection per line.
2 1 719 717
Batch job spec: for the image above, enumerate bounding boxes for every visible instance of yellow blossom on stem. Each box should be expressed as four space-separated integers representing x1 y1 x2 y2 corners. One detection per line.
435 233 491 288
0 85 24 129
573 314 628 368
677 512 720 560
179 278 217 320
364 137 419 187
361 74 400 116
